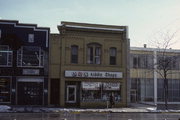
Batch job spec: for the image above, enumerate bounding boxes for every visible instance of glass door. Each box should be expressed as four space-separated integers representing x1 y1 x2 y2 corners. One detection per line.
66 85 76 103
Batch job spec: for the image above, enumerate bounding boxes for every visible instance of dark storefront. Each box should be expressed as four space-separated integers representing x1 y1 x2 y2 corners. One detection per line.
0 20 49 105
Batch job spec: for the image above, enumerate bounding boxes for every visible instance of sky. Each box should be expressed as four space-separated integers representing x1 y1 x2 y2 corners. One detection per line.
0 0 180 49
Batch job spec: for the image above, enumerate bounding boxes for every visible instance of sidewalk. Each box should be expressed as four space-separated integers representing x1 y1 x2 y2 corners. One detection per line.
0 103 180 113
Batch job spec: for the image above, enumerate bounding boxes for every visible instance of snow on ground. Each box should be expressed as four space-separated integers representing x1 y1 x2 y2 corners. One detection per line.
0 105 11 112
0 105 180 113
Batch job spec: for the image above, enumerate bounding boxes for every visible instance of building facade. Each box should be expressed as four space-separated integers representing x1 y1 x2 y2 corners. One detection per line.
49 21 130 108
130 46 180 105
0 20 49 105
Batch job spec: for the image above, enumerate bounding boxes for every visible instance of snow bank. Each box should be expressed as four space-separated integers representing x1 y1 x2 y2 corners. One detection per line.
0 105 11 112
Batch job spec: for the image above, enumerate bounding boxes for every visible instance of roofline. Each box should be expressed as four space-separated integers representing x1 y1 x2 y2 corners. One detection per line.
60 21 127 28
131 46 180 53
0 19 50 48
57 21 128 33
0 19 50 30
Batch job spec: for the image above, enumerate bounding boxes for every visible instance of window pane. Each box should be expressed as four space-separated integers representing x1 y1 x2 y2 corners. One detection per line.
0 46 12 66
110 48 116 65
95 47 101 64
22 46 40 66
110 57 116 65
87 43 101 64
95 47 101 56
110 48 116 57
87 47 93 64
81 82 121 102
0 52 7 65
71 46 78 64
71 46 78 55
95 57 100 64
17 46 43 67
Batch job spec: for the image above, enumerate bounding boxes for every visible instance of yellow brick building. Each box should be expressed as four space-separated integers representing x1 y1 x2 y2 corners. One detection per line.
49 21 130 108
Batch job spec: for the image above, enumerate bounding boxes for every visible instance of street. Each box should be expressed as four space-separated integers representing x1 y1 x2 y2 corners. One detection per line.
0 112 180 120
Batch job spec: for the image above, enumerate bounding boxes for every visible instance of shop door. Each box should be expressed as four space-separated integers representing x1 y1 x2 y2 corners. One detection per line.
17 82 43 105
66 85 76 103
50 79 60 105
130 90 137 103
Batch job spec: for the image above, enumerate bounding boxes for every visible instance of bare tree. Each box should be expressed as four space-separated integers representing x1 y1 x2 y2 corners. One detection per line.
150 30 179 110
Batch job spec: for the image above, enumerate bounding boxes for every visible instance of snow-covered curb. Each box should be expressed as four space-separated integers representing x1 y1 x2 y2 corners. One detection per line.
0 105 11 112
1 105 180 113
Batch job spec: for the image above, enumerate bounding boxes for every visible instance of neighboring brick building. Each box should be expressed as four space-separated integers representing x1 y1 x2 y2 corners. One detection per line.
0 20 49 105
49 21 130 108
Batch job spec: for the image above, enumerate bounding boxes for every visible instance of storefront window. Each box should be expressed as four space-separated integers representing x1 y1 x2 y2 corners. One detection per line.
0 77 11 103
81 82 121 102
0 45 12 66
17 46 44 67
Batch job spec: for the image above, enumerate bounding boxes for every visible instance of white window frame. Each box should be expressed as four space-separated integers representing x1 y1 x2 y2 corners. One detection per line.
0 45 12 67
17 46 44 67
28 34 34 43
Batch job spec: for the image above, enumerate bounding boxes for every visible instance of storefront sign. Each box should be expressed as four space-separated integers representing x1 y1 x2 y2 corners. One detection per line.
82 82 101 90
23 69 40 75
18 78 44 82
65 70 122 78
103 83 120 90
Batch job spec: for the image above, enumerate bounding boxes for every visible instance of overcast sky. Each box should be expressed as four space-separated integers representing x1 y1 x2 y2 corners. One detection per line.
1 0 180 49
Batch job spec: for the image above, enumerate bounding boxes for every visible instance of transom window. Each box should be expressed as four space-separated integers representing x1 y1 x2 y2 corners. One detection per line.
87 43 101 64
109 47 117 65
71 45 78 64
0 45 12 66
17 46 44 67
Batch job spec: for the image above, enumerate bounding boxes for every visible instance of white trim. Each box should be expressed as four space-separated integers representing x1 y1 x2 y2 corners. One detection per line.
153 51 157 105
60 24 125 32
131 47 180 53
17 77 44 82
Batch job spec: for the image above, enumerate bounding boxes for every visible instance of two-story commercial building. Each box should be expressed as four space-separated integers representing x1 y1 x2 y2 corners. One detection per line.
130 46 180 108
0 20 49 105
49 21 130 108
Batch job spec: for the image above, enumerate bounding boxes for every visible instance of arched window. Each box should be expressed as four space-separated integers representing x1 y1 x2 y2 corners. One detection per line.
71 45 78 64
87 43 101 64
109 47 117 65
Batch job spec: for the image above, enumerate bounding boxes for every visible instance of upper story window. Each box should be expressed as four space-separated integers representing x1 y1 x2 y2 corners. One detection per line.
0 45 12 67
157 55 179 70
131 54 153 69
87 43 101 64
109 47 117 65
28 34 34 43
71 45 78 64
17 46 44 67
